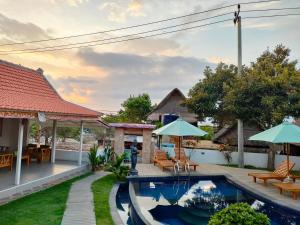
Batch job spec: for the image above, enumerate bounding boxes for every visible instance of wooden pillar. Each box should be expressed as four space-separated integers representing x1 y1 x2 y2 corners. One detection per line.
113 128 124 156
78 121 83 166
15 119 24 185
51 120 57 164
142 129 152 164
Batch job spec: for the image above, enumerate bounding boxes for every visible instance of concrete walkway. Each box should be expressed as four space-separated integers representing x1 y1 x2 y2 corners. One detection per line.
61 171 109 225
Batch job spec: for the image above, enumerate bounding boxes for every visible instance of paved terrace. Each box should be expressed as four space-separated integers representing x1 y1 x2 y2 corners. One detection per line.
0 161 79 191
136 163 300 210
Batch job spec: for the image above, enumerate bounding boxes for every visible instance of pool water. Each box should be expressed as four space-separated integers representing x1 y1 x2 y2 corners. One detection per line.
126 176 300 225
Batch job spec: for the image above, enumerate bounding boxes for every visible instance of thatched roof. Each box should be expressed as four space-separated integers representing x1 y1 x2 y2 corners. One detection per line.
147 88 197 123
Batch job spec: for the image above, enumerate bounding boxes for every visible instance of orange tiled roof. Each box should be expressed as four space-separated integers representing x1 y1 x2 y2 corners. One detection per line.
0 60 99 118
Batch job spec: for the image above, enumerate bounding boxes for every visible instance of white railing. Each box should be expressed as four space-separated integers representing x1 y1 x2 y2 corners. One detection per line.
55 149 89 162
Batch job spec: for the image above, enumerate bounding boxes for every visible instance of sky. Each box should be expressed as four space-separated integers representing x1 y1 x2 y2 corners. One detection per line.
0 0 299 113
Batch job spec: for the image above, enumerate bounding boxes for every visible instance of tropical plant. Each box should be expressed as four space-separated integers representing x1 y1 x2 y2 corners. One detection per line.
88 145 100 172
104 145 113 163
208 203 270 225
219 144 232 165
106 153 129 180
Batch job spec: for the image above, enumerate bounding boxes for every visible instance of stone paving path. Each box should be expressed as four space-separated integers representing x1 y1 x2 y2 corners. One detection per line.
61 171 109 225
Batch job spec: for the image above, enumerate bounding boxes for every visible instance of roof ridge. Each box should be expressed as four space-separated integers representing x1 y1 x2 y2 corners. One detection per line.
0 59 40 74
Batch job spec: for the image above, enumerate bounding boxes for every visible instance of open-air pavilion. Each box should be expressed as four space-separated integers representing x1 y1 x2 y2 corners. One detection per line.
0 60 108 201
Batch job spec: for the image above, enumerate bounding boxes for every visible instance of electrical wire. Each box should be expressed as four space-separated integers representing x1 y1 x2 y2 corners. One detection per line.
3 6 300 53
0 0 279 47
2 13 300 55
4 7 300 53
0 19 233 55
0 12 233 53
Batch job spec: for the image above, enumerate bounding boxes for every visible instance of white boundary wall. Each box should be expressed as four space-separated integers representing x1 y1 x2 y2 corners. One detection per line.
56 149 89 162
185 148 300 170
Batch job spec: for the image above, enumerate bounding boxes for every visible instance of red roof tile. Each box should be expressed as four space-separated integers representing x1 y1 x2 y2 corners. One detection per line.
0 60 99 118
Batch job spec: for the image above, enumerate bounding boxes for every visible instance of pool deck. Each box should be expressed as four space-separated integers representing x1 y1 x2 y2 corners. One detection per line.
136 163 300 210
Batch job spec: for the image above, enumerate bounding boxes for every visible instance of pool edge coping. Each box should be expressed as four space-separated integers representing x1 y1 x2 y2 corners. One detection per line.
109 182 125 225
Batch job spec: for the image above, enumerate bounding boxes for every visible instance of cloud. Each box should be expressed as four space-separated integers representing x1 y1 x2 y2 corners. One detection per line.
0 13 50 43
99 0 145 22
127 0 145 17
47 48 216 111
117 38 182 56
50 0 88 7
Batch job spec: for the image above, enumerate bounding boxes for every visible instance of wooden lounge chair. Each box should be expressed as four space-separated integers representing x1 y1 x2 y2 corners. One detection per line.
153 150 176 171
248 160 295 185
174 148 199 171
273 182 300 200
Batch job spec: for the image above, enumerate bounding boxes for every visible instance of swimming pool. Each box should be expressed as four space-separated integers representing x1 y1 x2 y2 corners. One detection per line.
121 175 300 225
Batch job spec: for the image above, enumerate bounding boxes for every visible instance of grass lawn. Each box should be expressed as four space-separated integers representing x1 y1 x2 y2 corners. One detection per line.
92 174 118 225
0 172 91 225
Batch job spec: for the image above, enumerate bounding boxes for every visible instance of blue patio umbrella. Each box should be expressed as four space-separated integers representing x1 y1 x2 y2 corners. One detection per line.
249 121 300 176
153 118 207 159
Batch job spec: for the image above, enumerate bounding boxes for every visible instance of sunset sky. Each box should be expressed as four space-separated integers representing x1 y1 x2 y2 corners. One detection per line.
0 0 299 113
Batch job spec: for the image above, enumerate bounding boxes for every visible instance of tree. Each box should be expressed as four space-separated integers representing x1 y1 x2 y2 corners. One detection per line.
186 45 299 170
57 127 80 142
103 93 153 123
224 45 300 169
185 63 238 127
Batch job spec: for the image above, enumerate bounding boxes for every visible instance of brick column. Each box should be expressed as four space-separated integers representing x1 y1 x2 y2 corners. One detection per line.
114 128 124 155
142 129 152 164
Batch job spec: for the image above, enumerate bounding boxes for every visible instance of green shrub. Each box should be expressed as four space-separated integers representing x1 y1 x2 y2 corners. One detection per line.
88 145 99 172
208 203 270 225
105 153 129 180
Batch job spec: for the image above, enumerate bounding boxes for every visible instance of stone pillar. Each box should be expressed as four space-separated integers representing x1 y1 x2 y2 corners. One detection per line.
113 128 124 155
142 129 152 164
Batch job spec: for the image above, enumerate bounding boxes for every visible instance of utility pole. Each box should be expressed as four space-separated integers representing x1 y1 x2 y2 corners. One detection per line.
234 4 244 168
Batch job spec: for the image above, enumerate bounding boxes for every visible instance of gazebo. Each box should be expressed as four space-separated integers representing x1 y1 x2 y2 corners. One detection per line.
0 59 107 190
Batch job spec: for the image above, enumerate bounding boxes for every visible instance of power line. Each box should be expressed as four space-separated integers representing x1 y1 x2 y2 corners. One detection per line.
0 12 233 53
0 0 279 47
0 19 232 55
1 13 299 55
241 6 300 13
3 6 299 53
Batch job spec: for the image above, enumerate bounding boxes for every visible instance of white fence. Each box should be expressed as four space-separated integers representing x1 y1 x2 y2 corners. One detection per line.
185 148 300 170
56 149 89 162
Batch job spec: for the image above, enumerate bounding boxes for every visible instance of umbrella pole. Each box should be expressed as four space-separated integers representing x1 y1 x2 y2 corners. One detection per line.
179 136 181 160
287 143 290 176
283 143 294 183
